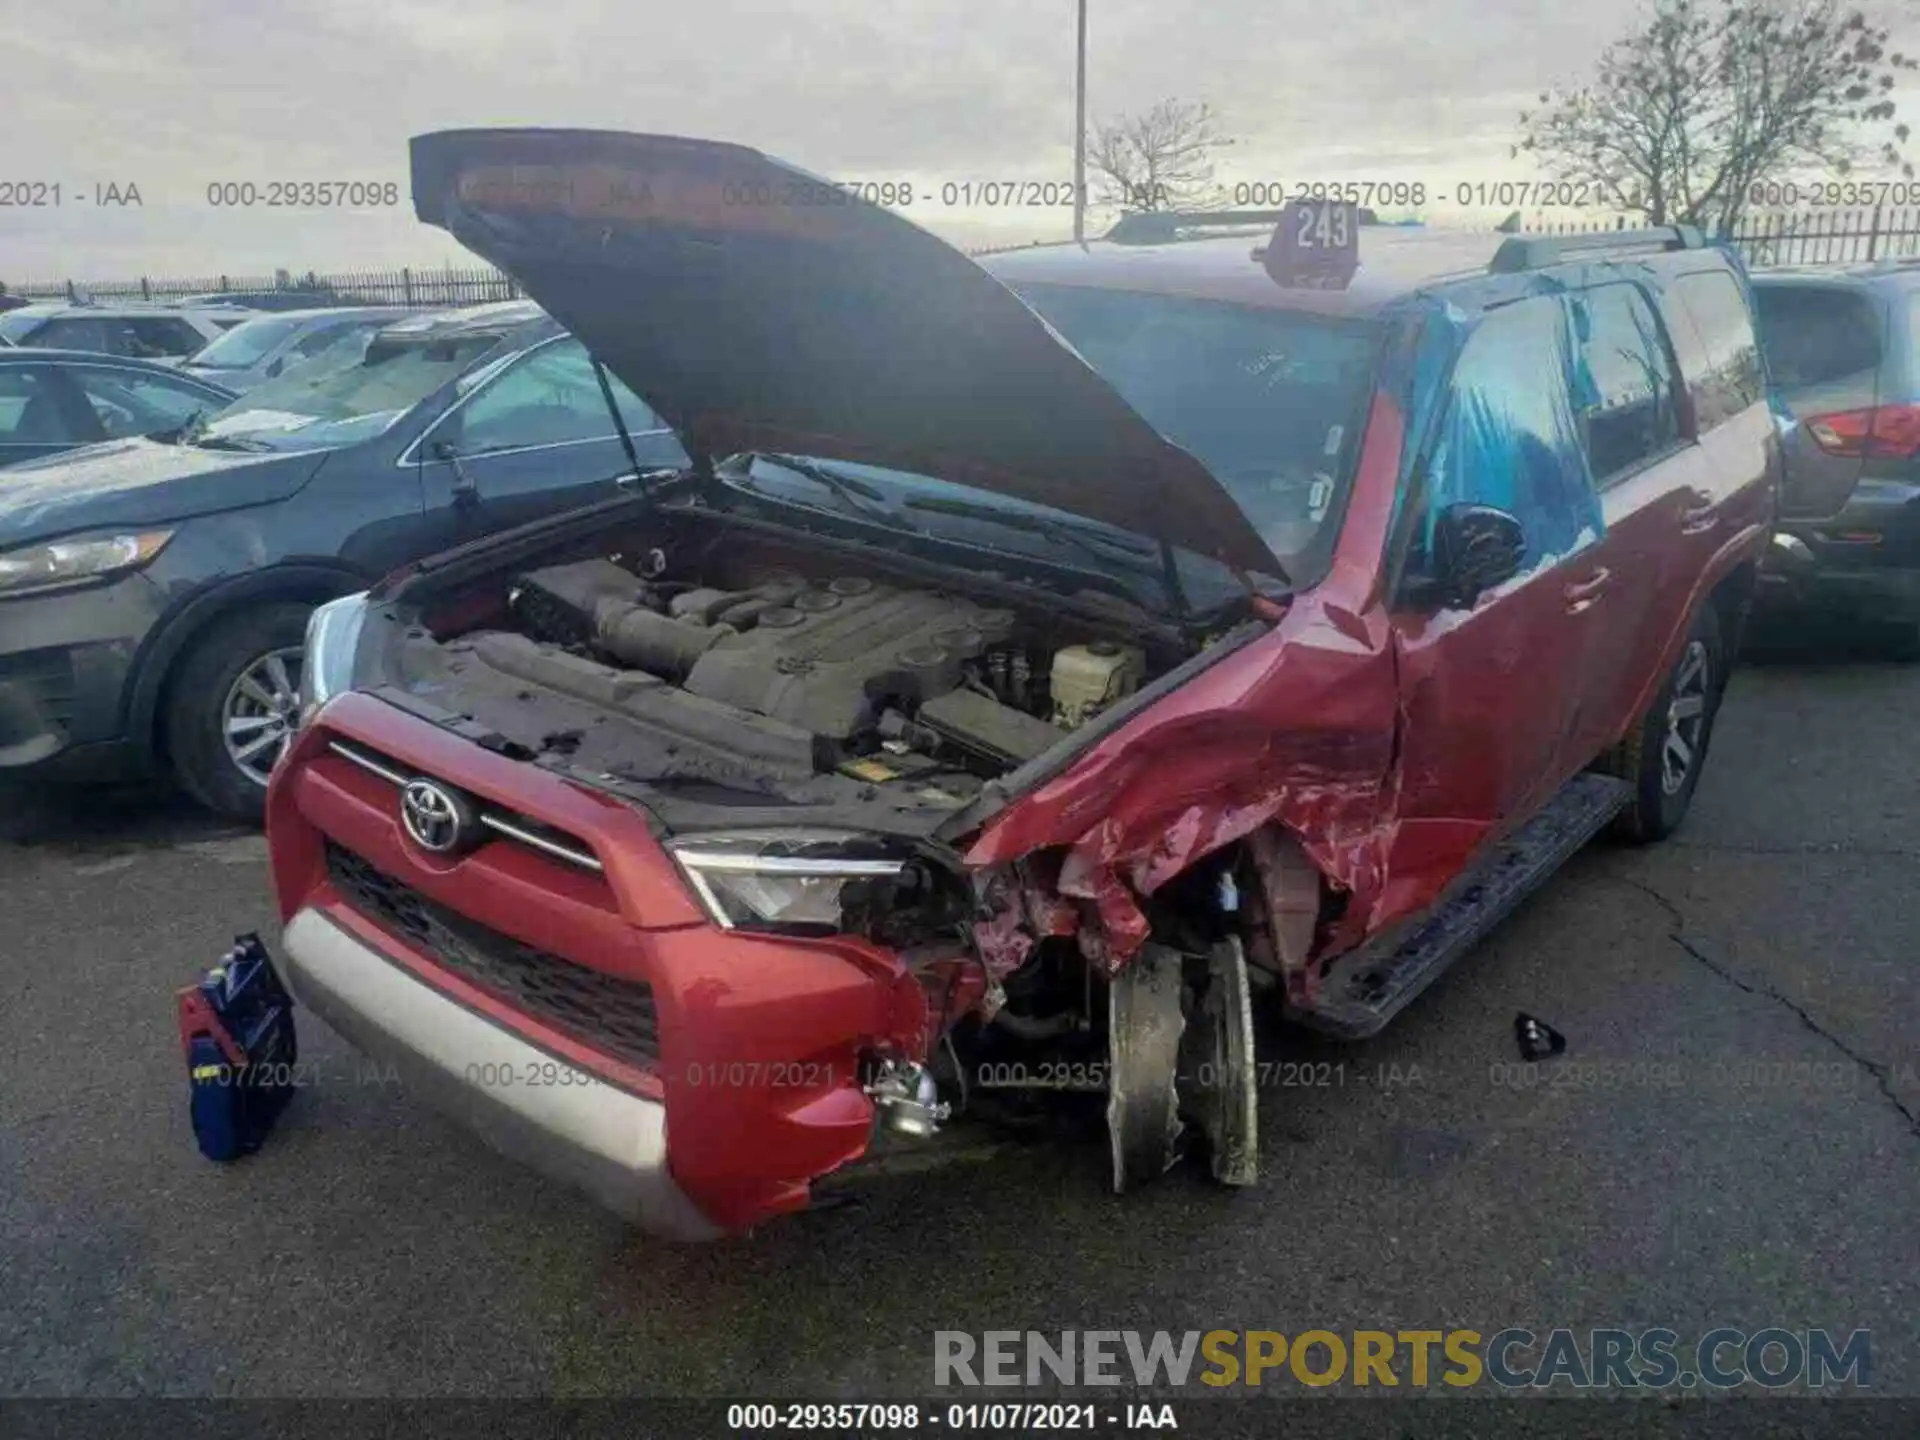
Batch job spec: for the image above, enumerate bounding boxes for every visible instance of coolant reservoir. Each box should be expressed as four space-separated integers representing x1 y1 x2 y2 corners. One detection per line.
1050 642 1145 729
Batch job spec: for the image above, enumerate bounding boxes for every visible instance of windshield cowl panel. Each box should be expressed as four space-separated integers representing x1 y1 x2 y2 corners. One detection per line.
729 452 1258 617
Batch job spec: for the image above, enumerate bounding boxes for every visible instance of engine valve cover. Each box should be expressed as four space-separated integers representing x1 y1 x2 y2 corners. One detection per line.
684 580 1016 739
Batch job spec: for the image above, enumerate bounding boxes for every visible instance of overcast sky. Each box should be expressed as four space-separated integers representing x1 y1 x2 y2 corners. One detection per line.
2 0 1914 284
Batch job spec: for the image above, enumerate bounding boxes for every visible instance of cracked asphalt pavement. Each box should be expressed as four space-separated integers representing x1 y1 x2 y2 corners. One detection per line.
1 630 1916 1399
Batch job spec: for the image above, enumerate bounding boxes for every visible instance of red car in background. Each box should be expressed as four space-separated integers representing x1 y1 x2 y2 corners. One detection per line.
265 129 1777 1238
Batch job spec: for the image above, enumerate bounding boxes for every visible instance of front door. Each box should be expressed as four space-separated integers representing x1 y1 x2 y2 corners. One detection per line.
1384 294 1608 912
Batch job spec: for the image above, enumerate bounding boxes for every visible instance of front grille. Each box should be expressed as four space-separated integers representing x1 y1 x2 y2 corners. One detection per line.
325 843 660 1069
324 738 603 873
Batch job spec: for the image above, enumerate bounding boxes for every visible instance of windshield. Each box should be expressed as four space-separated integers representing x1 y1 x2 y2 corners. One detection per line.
184 314 306 369
196 330 506 452
0 311 44 344
729 453 1254 614
1005 284 1379 569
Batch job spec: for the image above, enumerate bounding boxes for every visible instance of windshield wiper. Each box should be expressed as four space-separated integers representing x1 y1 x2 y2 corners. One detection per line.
901 493 1207 625
900 493 1159 565
189 432 279 452
727 453 923 534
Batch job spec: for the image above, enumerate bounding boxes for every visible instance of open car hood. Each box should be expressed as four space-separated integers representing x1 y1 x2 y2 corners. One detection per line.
409 127 1282 578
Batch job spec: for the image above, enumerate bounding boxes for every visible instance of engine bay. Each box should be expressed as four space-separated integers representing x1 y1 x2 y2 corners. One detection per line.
505 556 1151 788
385 538 1182 827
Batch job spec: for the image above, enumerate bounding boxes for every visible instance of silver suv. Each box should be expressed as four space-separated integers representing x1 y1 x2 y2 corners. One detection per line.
175 307 412 392
0 301 259 360
1753 262 1920 655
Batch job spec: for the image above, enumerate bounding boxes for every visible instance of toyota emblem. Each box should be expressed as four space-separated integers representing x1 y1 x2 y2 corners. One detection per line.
399 778 478 854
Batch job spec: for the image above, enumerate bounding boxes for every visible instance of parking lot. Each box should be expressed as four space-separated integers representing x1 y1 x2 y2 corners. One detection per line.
1 625 1915 1399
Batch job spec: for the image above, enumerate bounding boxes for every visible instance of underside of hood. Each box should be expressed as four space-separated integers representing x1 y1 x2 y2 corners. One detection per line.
409 127 1282 578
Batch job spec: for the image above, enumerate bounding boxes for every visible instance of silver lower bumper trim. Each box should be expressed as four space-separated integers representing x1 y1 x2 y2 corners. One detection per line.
279 907 721 1240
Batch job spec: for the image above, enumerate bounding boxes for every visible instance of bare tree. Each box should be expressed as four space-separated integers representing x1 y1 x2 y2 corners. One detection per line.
1517 0 1915 233
1087 98 1234 213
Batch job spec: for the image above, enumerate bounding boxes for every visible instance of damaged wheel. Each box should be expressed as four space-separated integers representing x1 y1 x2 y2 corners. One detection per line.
1105 939 1259 1192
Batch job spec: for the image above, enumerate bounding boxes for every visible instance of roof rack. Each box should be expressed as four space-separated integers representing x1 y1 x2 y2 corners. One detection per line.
1487 225 1706 274
1107 206 1380 246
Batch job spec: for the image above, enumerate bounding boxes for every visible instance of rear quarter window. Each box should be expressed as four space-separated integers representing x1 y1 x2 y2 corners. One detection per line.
1570 282 1683 485
1753 285 1882 389
1662 268 1766 430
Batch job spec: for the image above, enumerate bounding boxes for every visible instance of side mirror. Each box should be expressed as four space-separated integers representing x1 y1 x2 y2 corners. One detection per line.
265 357 285 378
1431 503 1526 609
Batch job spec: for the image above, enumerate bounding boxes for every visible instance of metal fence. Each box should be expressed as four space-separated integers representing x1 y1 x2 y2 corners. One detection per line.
1523 206 1920 267
4 266 524 308
4 246 1025 306
13 205 1920 304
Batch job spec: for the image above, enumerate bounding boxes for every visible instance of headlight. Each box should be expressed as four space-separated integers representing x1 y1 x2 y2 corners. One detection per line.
0 529 173 598
296 591 369 727
667 829 910 931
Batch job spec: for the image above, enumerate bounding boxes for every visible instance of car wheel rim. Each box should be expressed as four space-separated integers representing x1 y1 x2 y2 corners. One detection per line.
222 646 303 788
1660 639 1710 796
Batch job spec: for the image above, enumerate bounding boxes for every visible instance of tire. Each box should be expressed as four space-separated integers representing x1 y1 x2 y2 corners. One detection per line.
1608 604 1726 844
163 602 312 823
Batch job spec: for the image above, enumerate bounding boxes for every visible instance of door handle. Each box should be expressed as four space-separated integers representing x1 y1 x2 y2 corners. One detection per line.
1679 489 1719 533
1563 567 1612 610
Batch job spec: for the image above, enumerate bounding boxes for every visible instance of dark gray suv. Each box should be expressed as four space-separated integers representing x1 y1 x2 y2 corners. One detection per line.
0 301 686 819
1752 262 1920 653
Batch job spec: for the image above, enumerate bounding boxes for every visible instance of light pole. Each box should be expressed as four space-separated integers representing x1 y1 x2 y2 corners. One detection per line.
1072 0 1088 243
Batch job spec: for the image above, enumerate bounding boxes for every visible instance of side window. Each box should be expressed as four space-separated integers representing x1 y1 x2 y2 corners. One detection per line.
70 366 223 439
1664 269 1765 430
1570 282 1682 485
291 320 369 359
0 365 78 445
1753 286 1881 390
1412 296 1601 584
124 317 205 358
29 317 114 352
449 339 662 455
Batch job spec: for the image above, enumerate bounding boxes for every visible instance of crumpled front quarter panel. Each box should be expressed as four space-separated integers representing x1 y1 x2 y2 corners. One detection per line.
962 589 1401 968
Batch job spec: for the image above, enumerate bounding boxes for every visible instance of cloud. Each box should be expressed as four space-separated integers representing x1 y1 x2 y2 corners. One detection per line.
2 0 1915 278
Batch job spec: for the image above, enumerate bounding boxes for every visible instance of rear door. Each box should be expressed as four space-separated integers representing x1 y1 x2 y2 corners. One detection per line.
1752 278 1883 519
1388 294 1605 881
1655 265 1778 622
1558 278 1698 761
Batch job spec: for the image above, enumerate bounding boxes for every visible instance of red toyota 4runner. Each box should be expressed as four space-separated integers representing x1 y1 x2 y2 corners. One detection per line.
266 130 1778 1238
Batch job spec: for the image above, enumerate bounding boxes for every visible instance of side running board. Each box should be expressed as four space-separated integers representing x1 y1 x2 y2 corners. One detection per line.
1290 773 1634 1040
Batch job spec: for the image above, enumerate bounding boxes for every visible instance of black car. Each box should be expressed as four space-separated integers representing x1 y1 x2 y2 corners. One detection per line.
0 349 236 467
1752 262 1920 655
0 300 687 818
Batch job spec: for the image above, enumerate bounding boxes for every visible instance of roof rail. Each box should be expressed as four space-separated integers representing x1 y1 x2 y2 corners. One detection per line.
1488 225 1707 274
1107 206 1380 246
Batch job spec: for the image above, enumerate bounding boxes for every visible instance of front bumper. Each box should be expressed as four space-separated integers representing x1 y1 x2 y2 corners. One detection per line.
267 691 936 1235
279 905 722 1240
0 573 163 775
